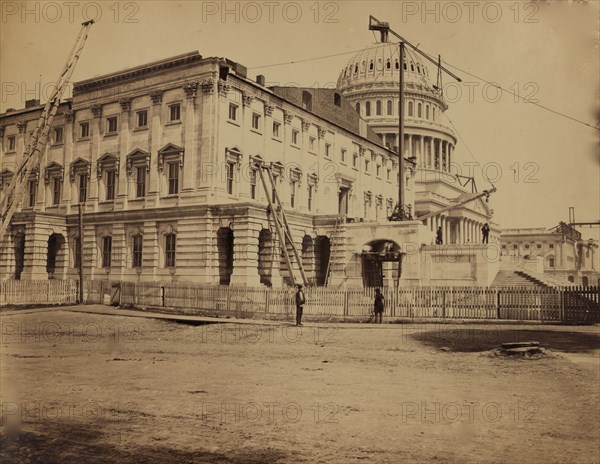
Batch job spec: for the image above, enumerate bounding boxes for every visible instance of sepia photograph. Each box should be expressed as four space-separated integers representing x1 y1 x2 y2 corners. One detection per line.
0 1 599 462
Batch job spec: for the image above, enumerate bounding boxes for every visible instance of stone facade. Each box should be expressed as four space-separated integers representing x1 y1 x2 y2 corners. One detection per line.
500 223 599 285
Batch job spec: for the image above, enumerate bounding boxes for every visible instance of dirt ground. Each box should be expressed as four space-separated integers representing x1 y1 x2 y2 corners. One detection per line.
1 308 599 464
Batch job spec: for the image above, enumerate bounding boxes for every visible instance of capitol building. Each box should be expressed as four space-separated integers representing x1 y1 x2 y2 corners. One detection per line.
0 33 499 287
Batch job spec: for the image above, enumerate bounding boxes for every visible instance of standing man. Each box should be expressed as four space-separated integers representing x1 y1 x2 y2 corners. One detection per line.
373 288 384 323
482 223 490 244
295 284 305 326
436 226 443 245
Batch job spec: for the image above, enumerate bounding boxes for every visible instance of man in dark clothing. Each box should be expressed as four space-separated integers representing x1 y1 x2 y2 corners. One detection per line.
373 288 384 323
482 223 490 244
295 284 305 326
436 226 443 245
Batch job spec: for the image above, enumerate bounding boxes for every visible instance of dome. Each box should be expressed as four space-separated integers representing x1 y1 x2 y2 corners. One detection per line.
337 42 436 94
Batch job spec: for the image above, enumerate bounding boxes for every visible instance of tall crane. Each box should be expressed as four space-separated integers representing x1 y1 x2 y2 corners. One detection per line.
415 186 497 221
0 20 95 240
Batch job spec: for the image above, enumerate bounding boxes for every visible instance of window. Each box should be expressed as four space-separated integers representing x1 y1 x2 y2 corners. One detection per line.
387 100 393 115
136 167 146 198
524 244 530 249
74 237 81 269
168 162 179 195
79 174 88 203
251 113 261 131
226 162 235 194
334 93 341 107
387 169 391 180
169 103 181 122
365 159 370 172
549 244 554 249
302 91 312 111
291 130 299 145
79 122 90 138
53 127 63 144
433 107 436 121
408 102 413 117
376 100 382 115
537 244 542 249
309 137 316 151
100 236 112 268
426 105 430 120
513 244 518 249
52 177 61 205
7 136 16 151
325 143 331 157
28 180 37 207
353 153 358 168
355 102 360 114
250 169 257 199
290 181 296 208
340 148 346 163
272 121 281 138
106 170 116 200
365 101 371 116
308 185 313 211
501 244 507 249
376 165 381 177
418 103 422 118
136 110 148 128
107 116 118 133
132 235 143 268
165 233 176 267
549 258 555 267
228 103 238 121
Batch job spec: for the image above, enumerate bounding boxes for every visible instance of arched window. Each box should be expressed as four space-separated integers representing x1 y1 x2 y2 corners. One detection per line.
403 62 407 71
302 91 312 111
334 92 341 107
417 65 421 73
369 61 374 71
408 101 413 117
355 102 360 115
365 101 371 116
425 105 430 119
410 63 415 72
395 60 399 70
417 103 422 118
432 107 436 121
386 60 391 70
376 100 382 115
354 64 358 74
387 100 393 115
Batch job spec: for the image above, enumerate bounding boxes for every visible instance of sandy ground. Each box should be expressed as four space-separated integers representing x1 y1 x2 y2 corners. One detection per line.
1 307 599 464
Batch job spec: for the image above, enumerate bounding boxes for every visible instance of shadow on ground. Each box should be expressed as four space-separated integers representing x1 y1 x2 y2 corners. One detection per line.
0 424 287 464
409 328 600 353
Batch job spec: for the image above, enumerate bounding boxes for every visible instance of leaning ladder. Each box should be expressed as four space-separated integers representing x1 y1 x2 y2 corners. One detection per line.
256 163 308 287
324 216 343 287
0 20 95 240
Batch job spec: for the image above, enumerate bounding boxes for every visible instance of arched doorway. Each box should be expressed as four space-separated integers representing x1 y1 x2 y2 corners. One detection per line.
217 227 234 285
361 240 402 287
46 233 66 279
314 236 331 286
258 229 274 287
582 276 588 287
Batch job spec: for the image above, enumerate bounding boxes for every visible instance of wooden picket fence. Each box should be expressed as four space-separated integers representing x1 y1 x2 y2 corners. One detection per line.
1 280 598 323
0 280 78 306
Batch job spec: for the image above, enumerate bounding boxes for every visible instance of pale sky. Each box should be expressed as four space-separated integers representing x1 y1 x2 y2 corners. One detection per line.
1 0 598 239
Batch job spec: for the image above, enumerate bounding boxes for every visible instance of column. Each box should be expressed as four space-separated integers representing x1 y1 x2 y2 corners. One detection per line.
21 224 49 280
429 137 434 169
182 83 198 194
419 136 425 169
444 216 450 245
448 144 452 169
148 91 163 206
63 111 75 213
117 98 131 208
112 224 126 281
90 104 102 209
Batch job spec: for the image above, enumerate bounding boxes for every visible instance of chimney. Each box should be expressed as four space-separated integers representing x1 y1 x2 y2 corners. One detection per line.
25 99 40 108
256 75 266 86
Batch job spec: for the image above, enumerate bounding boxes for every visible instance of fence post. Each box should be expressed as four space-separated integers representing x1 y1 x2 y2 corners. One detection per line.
343 290 349 319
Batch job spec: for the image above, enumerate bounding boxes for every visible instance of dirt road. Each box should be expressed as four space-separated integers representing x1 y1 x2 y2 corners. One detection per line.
1 308 599 463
